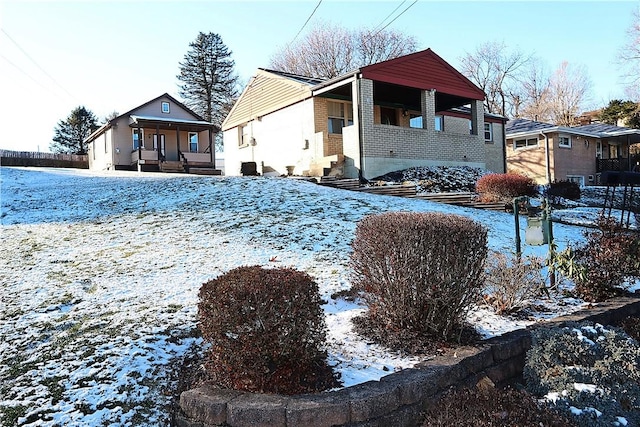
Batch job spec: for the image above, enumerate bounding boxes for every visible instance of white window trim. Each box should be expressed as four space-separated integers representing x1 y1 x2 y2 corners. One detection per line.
328 101 353 134
188 132 199 153
484 122 493 142
161 102 170 114
132 129 144 150
513 138 538 150
558 134 572 148
239 124 251 148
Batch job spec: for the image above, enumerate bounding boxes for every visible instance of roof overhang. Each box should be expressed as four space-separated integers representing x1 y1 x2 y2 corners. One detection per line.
129 115 219 133
506 126 602 140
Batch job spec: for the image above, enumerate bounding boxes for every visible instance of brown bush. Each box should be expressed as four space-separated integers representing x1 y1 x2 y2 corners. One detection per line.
476 173 538 203
198 266 340 395
573 217 640 301
422 386 576 426
350 212 487 350
483 253 545 315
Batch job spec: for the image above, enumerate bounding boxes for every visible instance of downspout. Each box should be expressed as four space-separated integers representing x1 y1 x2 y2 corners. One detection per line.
502 118 507 173
541 131 551 184
356 76 365 182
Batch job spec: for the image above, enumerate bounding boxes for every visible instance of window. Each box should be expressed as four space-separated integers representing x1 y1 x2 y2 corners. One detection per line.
514 138 538 149
161 102 170 113
409 114 423 129
484 123 493 141
434 115 443 132
132 129 143 149
558 135 571 148
239 125 250 146
327 101 353 134
596 140 602 158
189 132 198 152
380 107 397 126
566 175 584 186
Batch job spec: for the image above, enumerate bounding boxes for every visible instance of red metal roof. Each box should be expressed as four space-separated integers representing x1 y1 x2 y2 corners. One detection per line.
360 48 485 101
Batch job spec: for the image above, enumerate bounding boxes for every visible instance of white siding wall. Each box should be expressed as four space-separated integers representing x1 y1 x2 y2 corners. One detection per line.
224 99 316 176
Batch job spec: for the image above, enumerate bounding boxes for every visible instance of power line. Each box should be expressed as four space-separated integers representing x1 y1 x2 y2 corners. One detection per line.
1 28 77 101
291 0 322 44
369 0 419 39
0 53 53 94
372 1 406 33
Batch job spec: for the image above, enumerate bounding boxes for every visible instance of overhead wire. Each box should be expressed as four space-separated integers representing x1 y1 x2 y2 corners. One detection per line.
1 28 77 101
368 0 419 39
290 0 322 45
371 1 407 33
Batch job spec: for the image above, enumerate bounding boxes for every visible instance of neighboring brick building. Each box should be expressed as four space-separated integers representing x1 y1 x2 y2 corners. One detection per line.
222 49 507 179
506 118 640 186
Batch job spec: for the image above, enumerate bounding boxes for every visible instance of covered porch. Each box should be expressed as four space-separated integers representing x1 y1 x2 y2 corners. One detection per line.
129 115 220 173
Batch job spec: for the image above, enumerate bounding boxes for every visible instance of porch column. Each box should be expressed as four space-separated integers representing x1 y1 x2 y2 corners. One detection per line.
209 128 215 168
421 89 435 129
357 78 374 179
176 126 181 159
470 99 484 136
156 124 161 162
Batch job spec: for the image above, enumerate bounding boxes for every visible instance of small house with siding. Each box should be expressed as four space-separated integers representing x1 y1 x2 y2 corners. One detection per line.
222 48 507 180
85 93 220 174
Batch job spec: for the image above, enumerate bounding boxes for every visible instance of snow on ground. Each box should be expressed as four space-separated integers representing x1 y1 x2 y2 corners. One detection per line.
0 167 596 426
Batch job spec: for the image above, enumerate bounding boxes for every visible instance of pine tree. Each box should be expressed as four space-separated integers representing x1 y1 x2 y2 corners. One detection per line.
177 32 238 132
50 106 99 155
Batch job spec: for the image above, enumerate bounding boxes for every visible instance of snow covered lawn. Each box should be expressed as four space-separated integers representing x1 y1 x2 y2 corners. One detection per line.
1 167 590 426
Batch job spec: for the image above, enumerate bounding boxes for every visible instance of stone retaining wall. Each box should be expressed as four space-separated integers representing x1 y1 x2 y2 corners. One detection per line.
176 297 640 427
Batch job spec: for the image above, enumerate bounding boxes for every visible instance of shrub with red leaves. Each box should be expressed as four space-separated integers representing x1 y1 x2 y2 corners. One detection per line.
198 266 340 395
350 212 487 350
476 173 538 202
573 217 640 302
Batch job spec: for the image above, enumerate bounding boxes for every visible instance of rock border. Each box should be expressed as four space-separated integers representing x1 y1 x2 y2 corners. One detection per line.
176 296 640 427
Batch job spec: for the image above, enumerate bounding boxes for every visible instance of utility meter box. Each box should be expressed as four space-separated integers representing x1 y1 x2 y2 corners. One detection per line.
525 216 549 245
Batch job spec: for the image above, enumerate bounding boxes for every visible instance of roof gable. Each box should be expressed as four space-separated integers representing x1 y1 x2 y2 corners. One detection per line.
120 93 206 122
360 48 485 100
222 69 315 130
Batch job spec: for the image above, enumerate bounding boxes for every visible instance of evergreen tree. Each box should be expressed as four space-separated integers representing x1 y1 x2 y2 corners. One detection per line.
599 100 640 128
177 32 238 135
50 106 99 155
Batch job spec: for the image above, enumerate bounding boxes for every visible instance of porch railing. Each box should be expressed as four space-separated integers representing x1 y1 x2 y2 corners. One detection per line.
131 148 160 164
596 155 640 173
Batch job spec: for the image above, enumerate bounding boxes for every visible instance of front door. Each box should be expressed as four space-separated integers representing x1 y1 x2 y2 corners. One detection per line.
153 134 166 157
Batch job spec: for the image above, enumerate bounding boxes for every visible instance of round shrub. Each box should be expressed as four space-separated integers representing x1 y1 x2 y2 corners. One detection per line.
572 217 640 302
524 322 640 426
198 265 340 394
350 212 487 350
475 173 538 202
544 180 581 203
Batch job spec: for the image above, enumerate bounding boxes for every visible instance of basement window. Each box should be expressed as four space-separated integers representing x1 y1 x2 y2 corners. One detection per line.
514 138 538 149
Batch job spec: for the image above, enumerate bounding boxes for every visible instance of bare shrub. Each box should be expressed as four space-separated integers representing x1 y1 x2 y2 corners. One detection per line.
476 173 538 203
198 266 340 395
483 252 545 315
573 217 640 302
422 386 576 426
350 212 487 350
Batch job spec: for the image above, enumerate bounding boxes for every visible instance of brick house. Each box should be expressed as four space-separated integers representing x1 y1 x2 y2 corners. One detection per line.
506 118 640 186
222 49 507 179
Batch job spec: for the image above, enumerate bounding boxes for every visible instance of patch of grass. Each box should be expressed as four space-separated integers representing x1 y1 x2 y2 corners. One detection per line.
40 376 66 404
166 304 182 313
0 405 27 427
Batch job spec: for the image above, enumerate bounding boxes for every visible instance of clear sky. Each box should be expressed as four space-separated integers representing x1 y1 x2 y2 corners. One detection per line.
1 0 637 153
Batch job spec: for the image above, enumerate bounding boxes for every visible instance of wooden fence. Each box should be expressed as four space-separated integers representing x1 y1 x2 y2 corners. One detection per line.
0 150 89 169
